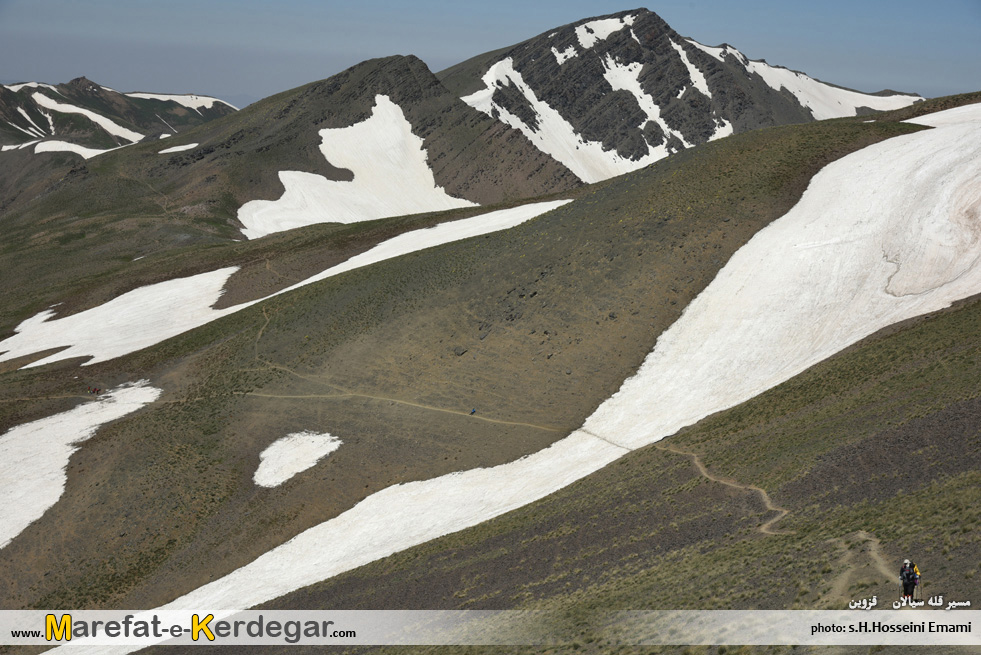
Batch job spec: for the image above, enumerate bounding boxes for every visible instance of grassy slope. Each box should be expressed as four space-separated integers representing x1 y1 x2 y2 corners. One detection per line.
0 96 943 617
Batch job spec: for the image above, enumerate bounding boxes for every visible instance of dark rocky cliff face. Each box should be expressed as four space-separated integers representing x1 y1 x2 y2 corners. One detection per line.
439 8 839 181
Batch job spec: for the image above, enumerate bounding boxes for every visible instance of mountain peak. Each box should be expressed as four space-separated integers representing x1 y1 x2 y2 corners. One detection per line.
66 76 97 88
441 9 921 183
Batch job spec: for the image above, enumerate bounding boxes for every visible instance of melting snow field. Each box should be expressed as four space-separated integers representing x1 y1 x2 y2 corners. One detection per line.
158 142 198 154
125 92 237 112
254 432 343 487
34 140 120 159
0 268 241 368
0 200 571 369
75 103 981 623
237 94 476 239
0 381 161 549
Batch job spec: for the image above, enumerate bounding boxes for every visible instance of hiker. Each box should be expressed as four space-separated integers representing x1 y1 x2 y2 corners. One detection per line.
470 408 476 415
899 559 920 600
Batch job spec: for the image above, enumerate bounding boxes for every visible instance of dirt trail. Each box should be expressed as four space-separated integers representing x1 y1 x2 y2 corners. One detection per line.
243 390 561 432
246 307 560 433
654 441 794 535
822 530 896 608
654 442 904 611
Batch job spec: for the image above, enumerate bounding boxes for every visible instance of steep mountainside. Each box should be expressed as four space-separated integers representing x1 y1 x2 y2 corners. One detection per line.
440 8 921 182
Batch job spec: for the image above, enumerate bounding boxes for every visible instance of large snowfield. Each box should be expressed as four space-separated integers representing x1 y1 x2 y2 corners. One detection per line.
237 94 477 238
50 102 980 634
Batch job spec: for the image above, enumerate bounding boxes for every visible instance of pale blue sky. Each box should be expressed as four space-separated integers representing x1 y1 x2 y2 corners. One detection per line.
1 0 979 107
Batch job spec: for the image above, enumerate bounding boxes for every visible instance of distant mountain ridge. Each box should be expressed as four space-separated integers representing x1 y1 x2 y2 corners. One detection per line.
0 76 236 153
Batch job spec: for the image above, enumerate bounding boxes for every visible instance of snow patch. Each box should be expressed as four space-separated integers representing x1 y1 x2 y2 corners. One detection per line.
1 139 41 152
254 432 342 487
601 54 692 151
551 45 577 65
126 92 238 112
744 60 919 120
574 14 636 49
710 117 734 141
158 142 198 154
0 268 241 368
237 94 476 239
0 200 571 369
17 107 48 135
670 39 711 98
6 120 39 138
31 92 144 142
4 82 60 93
34 140 120 160
685 39 748 66
904 102 981 127
159 133 172 139
0 381 161 549
40 109 55 134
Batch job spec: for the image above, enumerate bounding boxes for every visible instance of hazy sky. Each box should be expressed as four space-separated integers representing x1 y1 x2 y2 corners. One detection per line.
2 0 979 107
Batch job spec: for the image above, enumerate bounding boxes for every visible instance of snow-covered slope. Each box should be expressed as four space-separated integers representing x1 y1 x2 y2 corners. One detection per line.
31 92 144 143
447 9 920 184
76 102 978 621
125 92 237 112
237 94 477 238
